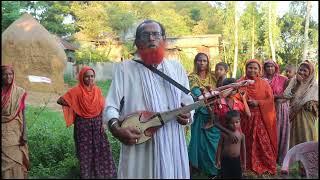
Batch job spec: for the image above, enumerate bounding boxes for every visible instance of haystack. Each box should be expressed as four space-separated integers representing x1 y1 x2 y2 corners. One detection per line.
2 13 66 94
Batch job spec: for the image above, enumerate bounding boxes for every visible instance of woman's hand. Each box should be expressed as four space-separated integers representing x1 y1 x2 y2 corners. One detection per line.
228 131 239 144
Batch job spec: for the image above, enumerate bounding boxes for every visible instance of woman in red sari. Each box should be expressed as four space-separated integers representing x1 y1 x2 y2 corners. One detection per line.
57 66 116 178
238 59 277 176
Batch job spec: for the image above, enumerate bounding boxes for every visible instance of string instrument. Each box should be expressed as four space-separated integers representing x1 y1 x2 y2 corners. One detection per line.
120 80 254 144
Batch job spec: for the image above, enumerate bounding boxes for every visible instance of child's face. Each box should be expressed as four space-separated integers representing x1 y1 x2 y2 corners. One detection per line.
227 116 241 131
215 65 227 78
285 67 296 79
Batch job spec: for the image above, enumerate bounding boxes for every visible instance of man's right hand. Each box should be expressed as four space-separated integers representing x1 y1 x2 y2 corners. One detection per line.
111 125 142 145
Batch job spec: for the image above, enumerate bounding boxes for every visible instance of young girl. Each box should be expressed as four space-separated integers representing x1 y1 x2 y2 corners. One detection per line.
216 110 246 178
203 78 251 129
215 62 229 87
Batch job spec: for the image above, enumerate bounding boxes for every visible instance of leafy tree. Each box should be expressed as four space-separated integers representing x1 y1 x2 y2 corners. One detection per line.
71 1 112 40
278 1 318 66
104 2 137 40
2 1 25 32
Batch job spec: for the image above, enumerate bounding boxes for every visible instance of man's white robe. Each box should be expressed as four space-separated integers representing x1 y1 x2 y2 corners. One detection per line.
104 59 194 179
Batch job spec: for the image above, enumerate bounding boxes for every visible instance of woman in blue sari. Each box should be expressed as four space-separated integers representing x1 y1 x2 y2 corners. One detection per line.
188 53 220 178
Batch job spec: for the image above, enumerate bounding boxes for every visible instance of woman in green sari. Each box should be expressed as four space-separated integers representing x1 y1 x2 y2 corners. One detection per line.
187 53 220 178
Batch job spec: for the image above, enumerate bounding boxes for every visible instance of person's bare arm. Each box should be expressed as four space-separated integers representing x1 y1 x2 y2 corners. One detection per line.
215 135 224 169
241 134 246 171
214 120 239 144
240 91 251 117
20 109 27 146
57 97 69 106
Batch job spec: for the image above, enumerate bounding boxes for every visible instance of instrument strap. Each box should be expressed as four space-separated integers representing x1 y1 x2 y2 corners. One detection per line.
133 60 196 99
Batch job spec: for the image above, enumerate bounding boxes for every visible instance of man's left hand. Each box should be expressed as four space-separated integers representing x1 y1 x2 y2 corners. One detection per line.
177 103 191 125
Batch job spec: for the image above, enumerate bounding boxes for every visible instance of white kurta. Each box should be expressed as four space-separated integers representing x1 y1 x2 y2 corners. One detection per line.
104 59 194 179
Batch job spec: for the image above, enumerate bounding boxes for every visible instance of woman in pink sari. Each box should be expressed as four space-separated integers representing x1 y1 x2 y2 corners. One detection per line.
263 60 290 165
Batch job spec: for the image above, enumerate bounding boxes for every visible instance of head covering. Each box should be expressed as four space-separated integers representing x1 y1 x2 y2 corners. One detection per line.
61 66 105 127
263 60 279 74
263 60 288 96
238 59 277 155
1 65 27 122
283 60 318 118
1 65 15 107
244 59 263 78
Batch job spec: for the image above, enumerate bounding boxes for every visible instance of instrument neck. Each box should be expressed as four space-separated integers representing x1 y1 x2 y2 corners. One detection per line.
159 100 206 123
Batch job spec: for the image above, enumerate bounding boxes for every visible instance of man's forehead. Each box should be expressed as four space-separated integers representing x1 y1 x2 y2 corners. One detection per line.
140 22 161 32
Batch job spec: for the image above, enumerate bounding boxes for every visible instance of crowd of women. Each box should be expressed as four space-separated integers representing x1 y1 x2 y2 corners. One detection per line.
187 53 318 178
1 53 318 178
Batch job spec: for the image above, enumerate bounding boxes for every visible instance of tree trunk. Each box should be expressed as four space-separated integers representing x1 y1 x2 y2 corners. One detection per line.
268 2 276 61
251 15 255 59
302 1 312 61
232 2 238 78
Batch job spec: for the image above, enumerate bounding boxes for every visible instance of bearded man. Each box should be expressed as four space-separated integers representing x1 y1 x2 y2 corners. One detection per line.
104 20 194 178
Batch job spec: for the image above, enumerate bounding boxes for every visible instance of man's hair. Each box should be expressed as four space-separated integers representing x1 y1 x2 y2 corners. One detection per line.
215 62 228 71
225 110 240 124
222 78 236 86
134 19 166 45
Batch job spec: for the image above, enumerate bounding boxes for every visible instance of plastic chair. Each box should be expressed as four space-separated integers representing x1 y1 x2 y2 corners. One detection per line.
281 141 318 178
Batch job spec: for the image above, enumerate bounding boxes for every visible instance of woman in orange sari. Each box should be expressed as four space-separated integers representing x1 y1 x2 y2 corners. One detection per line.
238 59 277 176
2 65 29 179
57 66 116 178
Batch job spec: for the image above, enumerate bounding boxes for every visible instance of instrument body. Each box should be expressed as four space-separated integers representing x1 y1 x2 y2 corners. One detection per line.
120 79 254 144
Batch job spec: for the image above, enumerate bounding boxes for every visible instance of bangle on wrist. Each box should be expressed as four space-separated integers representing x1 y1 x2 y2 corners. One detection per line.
110 119 119 128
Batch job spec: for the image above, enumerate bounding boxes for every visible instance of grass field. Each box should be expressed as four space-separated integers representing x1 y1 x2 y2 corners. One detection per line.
25 79 303 179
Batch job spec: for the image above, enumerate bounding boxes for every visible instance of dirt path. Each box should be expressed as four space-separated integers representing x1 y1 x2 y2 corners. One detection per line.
26 84 71 112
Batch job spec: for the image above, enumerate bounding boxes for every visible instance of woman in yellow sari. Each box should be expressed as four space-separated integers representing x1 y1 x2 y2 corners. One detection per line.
1 65 29 179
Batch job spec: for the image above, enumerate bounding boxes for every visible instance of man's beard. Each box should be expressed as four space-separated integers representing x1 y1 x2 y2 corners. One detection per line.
137 42 165 65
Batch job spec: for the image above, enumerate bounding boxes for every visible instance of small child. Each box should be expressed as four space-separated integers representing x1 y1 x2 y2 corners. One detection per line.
284 64 296 80
215 62 228 87
215 110 246 179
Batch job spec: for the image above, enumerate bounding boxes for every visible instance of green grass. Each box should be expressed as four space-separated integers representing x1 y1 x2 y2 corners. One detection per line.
26 79 118 178
26 105 120 179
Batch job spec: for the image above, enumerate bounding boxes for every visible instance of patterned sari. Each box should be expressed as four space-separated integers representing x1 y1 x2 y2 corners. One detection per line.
263 60 290 165
283 60 318 148
188 72 220 176
2 66 29 179
60 66 116 178
238 59 277 175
